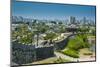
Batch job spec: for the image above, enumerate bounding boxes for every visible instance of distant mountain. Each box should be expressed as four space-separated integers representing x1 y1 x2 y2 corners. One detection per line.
12 16 34 24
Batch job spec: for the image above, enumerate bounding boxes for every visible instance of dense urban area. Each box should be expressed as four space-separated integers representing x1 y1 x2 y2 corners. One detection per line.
11 16 96 65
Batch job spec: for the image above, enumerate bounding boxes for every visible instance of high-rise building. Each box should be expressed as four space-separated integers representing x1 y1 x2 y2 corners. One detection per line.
83 17 87 25
70 16 76 24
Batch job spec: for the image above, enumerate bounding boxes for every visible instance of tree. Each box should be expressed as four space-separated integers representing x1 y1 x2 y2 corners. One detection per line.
51 21 57 24
44 33 57 40
58 22 63 25
13 24 34 44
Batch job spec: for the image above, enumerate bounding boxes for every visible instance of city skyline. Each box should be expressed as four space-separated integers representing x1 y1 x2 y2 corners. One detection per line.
12 0 96 21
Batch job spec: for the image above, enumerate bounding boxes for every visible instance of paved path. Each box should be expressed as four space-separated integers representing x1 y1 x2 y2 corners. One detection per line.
54 51 95 62
54 51 77 62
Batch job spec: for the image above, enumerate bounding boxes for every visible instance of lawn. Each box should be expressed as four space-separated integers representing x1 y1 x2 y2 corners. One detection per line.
62 49 79 58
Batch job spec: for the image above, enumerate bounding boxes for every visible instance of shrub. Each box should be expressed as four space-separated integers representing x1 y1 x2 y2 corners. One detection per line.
83 53 93 55
67 36 84 50
67 34 90 51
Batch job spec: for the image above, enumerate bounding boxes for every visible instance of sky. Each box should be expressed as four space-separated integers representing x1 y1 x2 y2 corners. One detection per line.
12 0 96 21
